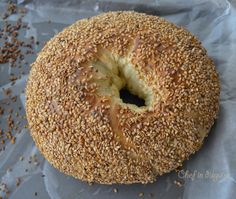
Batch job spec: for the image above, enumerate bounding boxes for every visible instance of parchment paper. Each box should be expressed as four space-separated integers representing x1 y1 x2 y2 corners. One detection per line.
0 0 236 198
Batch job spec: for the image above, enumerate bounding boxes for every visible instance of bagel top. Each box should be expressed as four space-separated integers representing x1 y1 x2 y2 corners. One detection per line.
26 11 220 184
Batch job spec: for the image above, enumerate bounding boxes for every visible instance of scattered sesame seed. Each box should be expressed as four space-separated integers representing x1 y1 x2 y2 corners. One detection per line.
139 192 144 197
16 177 21 186
174 180 183 187
6 167 12 172
149 193 154 197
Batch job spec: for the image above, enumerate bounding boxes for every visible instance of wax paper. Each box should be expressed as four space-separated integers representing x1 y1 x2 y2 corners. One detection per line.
0 0 236 199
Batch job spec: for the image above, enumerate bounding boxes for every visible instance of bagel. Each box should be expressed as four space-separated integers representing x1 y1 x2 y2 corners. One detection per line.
26 11 220 184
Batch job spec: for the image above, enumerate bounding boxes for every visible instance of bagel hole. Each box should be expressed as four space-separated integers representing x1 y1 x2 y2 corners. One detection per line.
119 87 145 107
92 49 154 110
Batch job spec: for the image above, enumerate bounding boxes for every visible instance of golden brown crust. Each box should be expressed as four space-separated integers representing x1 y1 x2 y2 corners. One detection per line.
26 11 220 184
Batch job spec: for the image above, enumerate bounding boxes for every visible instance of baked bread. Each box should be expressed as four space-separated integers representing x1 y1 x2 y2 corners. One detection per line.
26 11 220 184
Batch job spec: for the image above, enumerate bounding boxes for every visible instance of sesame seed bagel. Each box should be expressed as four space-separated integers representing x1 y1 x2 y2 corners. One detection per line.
26 11 220 184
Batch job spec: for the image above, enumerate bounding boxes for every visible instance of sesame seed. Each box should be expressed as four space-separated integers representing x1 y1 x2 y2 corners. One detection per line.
139 192 144 197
